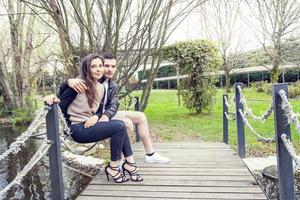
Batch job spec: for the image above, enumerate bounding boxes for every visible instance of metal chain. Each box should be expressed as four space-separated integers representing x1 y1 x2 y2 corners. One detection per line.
224 112 236 120
279 90 300 134
281 134 300 171
239 109 276 143
0 109 48 162
237 85 273 121
0 140 51 198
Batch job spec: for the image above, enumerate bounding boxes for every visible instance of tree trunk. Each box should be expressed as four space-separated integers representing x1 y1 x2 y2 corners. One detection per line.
175 63 181 106
103 0 113 52
0 62 16 110
47 0 77 77
22 13 35 108
8 0 21 108
140 0 172 111
225 70 231 93
271 65 279 83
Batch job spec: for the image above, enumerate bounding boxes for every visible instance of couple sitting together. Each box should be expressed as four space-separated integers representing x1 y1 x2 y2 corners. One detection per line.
45 52 169 183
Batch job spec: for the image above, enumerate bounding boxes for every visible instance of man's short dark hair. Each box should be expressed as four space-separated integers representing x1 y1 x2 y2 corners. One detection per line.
102 52 116 60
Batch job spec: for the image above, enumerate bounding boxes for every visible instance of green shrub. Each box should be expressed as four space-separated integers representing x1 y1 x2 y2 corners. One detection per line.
11 108 35 125
164 40 222 113
251 81 272 94
289 81 300 98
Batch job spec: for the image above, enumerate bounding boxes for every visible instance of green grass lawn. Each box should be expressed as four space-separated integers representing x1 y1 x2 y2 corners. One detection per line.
132 88 300 157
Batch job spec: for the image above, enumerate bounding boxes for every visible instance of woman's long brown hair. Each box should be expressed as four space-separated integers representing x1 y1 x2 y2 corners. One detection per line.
79 53 104 108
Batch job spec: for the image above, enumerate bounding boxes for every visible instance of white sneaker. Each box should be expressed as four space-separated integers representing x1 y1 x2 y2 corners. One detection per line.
145 152 170 163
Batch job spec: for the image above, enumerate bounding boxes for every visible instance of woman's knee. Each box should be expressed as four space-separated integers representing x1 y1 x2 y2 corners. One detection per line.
113 120 127 132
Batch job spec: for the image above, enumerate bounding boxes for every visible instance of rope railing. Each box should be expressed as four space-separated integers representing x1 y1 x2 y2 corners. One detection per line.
237 85 274 121
238 109 276 143
0 100 118 199
56 106 71 136
281 134 300 171
224 112 236 121
278 90 300 134
223 95 232 108
222 83 300 198
0 140 51 198
0 108 48 162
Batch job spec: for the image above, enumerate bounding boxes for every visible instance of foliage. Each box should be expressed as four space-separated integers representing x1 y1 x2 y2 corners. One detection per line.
251 81 272 94
164 40 222 113
235 40 300 68
250 80 300 98
11 108 35 125
289 81 300 98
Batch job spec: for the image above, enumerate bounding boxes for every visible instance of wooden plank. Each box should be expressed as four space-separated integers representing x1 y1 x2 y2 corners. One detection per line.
93 174 255 181
90 179 256 187
77 197 259 200
139 167 249 172
132 142 230 147
132 164 247 168
131 171 251 176
79 190 267 199
85 185 263 193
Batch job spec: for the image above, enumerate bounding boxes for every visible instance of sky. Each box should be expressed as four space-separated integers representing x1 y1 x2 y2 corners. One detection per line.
167 1 262 53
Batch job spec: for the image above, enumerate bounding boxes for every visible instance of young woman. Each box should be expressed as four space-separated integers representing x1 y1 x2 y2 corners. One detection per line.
57 53 143 183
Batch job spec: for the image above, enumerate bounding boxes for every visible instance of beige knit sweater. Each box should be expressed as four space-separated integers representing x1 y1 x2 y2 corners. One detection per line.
67 82 104 123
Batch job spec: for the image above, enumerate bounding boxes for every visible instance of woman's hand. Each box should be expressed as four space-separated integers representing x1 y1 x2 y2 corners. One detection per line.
98 114 109 122
44 94 60 105
84 115 99 128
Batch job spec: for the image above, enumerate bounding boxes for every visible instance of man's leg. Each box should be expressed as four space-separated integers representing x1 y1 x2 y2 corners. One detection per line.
115 111 154 154
115 111 170 163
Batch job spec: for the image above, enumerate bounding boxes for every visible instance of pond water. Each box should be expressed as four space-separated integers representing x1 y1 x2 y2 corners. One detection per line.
0 125 91 200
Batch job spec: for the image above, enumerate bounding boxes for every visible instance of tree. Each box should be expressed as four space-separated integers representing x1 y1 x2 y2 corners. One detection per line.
0 0 58 111
21 0 207 111
246 0 300 83
199 0 244 92
164 40 222 113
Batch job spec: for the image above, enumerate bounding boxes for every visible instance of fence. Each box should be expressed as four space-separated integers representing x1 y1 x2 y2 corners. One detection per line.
223 82 300 200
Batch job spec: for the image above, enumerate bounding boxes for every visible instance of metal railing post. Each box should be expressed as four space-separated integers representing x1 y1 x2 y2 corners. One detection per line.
134 97 141 143
223 94 228 144
235 82 246 158
45 103 64 200
272 83 294 200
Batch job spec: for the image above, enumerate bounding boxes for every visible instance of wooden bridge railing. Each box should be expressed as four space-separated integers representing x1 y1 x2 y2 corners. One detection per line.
222 82 296 199
45 103 65 200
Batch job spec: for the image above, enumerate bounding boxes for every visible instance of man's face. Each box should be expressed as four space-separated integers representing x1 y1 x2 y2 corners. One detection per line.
103 58 117 79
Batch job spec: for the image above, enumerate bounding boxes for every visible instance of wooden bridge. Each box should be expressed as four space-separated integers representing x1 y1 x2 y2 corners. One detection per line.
77 142 267 200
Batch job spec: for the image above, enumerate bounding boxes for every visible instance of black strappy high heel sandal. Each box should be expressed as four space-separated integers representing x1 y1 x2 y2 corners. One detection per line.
122 160 143 182
104 164 129 183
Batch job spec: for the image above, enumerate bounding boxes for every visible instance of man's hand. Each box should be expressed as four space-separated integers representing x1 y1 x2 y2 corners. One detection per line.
99 114 109 122
84 115 99 128
44 94 60 105
68 78 87 93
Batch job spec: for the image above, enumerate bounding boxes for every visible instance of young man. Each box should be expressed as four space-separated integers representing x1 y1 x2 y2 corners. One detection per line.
59 53 170 163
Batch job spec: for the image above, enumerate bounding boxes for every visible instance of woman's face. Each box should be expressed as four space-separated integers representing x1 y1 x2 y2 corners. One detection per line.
90 58 104 81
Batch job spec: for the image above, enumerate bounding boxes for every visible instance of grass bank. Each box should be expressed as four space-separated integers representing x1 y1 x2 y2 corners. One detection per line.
133 89 300 157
